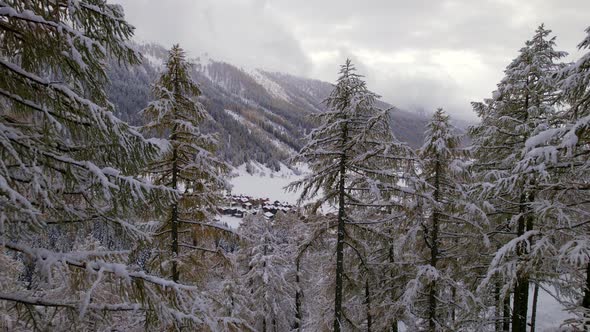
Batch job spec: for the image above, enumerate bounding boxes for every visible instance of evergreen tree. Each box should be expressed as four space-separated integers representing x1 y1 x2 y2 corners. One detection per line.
141 44 230 283
288 59 416 331
469 24 566 332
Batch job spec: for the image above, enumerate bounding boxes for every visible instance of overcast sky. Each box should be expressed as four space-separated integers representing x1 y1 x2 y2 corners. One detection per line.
116 0 589 120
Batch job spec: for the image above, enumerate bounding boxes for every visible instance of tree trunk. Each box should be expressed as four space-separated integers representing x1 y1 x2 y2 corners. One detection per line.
503 294 511 332
428 159 441 332
171 129 179 283
333 122 348 332
389 243 399 332
582 262 590 329
512 193 530 332
366 279 372 332
294 258 302 330
451 238 458 327
171 201 179 282
170 67 181 283
512 249 530 331
530 282 539 332
513 80 534 332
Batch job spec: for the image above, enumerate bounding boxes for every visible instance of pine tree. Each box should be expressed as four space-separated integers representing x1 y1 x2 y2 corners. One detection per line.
470 24 566 332
288 59 416 331
141 44 230 283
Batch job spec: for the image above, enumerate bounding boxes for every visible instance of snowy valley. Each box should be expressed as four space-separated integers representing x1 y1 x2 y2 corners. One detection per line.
1 2 590 332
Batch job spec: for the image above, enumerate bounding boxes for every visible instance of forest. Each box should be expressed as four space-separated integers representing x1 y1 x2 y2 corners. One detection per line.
1 1 590 331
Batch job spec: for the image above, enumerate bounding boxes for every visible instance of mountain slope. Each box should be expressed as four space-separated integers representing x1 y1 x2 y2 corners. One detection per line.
106 43 432 169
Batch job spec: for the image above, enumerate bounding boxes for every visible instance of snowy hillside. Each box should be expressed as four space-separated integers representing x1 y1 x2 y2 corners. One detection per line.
106 42 435 170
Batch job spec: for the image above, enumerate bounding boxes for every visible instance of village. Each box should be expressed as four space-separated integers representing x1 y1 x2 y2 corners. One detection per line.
219 194 296 221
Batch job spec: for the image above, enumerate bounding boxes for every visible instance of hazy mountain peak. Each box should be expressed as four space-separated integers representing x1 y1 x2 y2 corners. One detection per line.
108 41 442 170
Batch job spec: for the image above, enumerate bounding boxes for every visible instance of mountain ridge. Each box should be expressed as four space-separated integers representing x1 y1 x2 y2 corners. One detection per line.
106 42 448 170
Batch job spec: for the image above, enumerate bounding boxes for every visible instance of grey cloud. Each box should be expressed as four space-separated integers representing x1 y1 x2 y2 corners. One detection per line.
116 0 589 120
116 0 312 75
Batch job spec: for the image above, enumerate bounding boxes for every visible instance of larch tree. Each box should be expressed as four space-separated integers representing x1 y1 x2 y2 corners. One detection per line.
287 59 417 331
470 24 566 332
403 108 484 331
0 1 220 330
558 26 590 327
522 24 590 329
237 215 295 332
141 44 230 284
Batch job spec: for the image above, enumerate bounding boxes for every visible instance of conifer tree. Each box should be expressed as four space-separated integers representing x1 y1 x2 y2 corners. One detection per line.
288 59 416 331
141 44 230 283
522 25 590 329
470 24 566 332
0 1 224 329
414 109 482 330
237 215 295 332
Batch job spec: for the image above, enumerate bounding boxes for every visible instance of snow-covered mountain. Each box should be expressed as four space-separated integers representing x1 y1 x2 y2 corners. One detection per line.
106 42 435 170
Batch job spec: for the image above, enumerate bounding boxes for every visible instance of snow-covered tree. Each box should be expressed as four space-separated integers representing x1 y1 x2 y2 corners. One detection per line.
288 59 417 331
399 109 484 331
469 24 566 331
141 44 230 284
272 211 335 331
521 25 590 329
0 2 229 330
238 215 295 331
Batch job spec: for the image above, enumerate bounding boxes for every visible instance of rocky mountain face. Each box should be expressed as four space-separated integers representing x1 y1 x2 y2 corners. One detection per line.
106 43 438 170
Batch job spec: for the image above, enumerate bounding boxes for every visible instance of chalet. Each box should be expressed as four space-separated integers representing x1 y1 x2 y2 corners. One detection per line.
233 208 245 218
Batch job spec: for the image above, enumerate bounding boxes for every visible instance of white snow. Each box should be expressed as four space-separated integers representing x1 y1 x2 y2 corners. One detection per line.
225 109 244 124
224 109 296 153
142 53 164 70
229 162 306 204
246 68 291 102
534 285 575 331
217 215 243 229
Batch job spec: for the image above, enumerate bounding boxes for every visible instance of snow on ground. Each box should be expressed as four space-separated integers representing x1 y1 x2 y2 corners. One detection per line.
217 214 243 230
247 68 291 102
534 285 574 331
224 109 296 153
229 162 306 204
394 286 569 332
225 109 245 124
215 162 307 230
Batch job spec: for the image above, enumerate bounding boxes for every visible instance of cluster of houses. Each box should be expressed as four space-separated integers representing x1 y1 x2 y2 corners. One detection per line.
219 194 295 220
